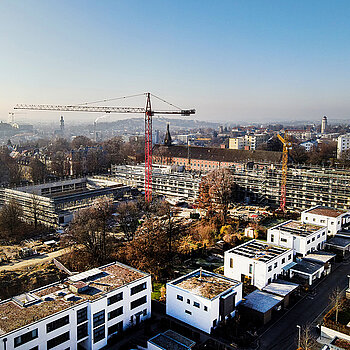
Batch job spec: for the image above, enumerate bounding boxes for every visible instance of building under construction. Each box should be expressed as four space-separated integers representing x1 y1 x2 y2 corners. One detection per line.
231 164 350 211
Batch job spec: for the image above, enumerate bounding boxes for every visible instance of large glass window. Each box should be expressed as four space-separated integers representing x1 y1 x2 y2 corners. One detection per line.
93 326 105 343
107 292 123 306
77 323 88 340
108 321 123 336
47 331 70 350
93 310 105 328
46 315 69 333
130 282 147 296
14 329 38 348
77 307 88 324
130 295 147 309
108 307 123 321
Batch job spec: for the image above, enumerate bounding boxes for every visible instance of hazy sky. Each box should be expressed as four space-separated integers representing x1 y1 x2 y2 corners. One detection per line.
1 0 350 124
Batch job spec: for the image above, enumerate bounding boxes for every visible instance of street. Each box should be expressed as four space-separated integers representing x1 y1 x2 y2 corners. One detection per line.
258 260 350 350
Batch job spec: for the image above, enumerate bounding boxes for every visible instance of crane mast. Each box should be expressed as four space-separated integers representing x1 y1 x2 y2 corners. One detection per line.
277 131 292 212
14 93 195 202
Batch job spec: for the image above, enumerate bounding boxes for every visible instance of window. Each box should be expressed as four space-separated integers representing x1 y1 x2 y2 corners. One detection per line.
282 258 285 264
305 216 308 220
14 329 38 348
331 221 334 225
47 331 70 350
270 234 274 242
281 238 287 243
249 264 253 274
307 240 310 244
185 310 192 315
193 301 200 308
288 254 292 260
177 295 183 301
93 325 105 343
46 315 69 333
29 347 39 350
93 310 105 328
77 307 88 324
108 307 123 320
143 309 147 316
187 299 190 304
107 292 123 305
268 266 272 272
230 258 233 268
131 282 147 296
317 234 320 239
323 232 326 236
312 237 315 242
274 262 277 268
131 295 147 309
204 306 208 311
108 321 123 336
320 220 325 223
77 323 88 340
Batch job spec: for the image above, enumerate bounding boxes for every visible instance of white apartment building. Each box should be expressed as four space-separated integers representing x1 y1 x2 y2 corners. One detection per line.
228 134 267 151
0 262 151 350
301 206 350 236
267 220 327 256
166 269 242 334
224 240 293 290
337 133 350 158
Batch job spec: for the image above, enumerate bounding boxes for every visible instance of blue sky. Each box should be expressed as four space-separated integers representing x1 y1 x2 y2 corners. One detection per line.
0 0 350 123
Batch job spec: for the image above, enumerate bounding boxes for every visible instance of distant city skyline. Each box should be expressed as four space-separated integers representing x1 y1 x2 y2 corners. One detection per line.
1 0 350 123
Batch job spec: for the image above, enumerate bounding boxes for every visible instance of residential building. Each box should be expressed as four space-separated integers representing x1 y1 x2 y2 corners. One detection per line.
166 269 242 334
0 177 130 227
301 206 350 236
337 133 350 158
228 134 268 151
267 220 327 256
299 140 317 152
147 330 195 350
224 240 293 289
0 261 151 350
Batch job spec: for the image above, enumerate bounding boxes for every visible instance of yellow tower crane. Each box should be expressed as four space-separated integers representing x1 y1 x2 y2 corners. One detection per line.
277 131 292 212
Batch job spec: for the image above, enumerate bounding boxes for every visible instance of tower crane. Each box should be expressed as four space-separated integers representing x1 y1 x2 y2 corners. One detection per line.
14 92 195 202
277 131 292 212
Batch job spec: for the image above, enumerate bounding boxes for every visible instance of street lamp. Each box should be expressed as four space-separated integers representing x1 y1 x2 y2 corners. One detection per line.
296 325 301 349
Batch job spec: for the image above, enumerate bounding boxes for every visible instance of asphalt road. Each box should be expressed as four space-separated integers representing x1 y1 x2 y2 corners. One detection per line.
258 260 350 350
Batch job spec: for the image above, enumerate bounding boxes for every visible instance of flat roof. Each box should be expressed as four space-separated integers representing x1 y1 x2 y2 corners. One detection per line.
0 261 148 335
149 330 195 350
242 290 283 313
228 240 291 263
305 206 346 218
326 236 350 249
303 251 336 264
276 220 324 237
262 280 299 297
290 260 323 275
169 269 240 300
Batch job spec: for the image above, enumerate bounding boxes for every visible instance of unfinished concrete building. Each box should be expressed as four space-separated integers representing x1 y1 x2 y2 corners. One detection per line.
0 177 130 227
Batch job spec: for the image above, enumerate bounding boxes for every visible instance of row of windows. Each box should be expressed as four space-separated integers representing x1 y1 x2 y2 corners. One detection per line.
177 295 208 311
267 255 291 272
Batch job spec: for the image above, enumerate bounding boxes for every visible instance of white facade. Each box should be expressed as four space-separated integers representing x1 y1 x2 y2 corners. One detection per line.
267 220 327 256
166 269 242 334
337 133 350 158
299 140 317 152
224 240 293 290
0 262 151 350
301 206 350 236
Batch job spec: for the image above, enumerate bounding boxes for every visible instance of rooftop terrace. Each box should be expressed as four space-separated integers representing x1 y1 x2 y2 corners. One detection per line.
277 220 324 237
170 269 240 300
0 262 148 335
306 206 346 218
229 240 290 263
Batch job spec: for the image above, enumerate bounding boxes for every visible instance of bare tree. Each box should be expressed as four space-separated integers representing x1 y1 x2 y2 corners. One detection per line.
330 287 344 323
198 168 236 223
115 202 141 241
68 197 114 264
298 324 317 350
0 199 23 239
